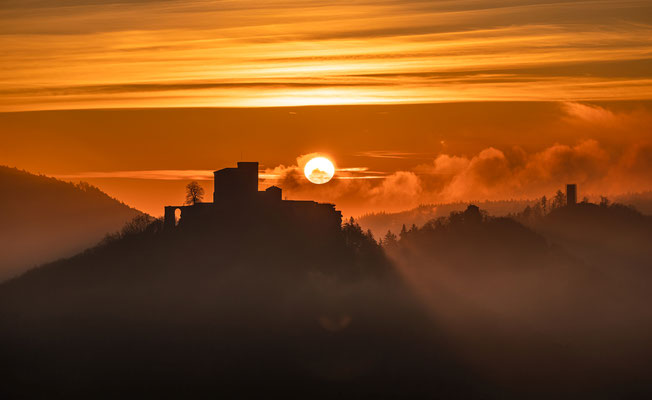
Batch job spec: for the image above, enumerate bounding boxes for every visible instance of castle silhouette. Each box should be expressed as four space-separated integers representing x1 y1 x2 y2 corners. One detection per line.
163 162 342 232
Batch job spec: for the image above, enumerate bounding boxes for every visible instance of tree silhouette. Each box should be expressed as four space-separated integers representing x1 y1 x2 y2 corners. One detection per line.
399 224 407 240
600 196 610 207
552 190 566 209
185 181 205 205
121 214 154 237
382 230 398 247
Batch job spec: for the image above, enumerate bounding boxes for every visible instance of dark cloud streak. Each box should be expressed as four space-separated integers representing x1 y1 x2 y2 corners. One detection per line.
0 81 389 96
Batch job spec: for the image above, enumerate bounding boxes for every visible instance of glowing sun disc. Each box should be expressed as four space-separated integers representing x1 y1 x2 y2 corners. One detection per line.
304 157 335 184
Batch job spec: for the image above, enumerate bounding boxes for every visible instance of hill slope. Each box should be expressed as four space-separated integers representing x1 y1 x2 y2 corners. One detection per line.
385 205 652 395
0 166 143 280
0 216 478 398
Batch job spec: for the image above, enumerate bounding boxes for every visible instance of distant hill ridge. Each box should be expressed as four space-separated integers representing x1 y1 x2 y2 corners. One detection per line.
0 165 143 281
358 193 652 238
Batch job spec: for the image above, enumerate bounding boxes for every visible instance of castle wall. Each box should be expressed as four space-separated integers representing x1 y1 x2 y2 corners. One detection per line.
164 206 178 230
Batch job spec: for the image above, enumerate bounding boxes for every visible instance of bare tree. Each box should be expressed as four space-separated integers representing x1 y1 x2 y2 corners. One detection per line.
185 181 205 205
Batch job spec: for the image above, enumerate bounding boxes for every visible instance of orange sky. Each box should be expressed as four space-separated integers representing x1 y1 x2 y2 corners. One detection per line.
1 1 651 216
2 0 652 110
2 102 651 217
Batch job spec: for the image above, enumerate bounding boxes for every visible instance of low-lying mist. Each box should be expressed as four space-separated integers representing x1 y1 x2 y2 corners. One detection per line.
386 205 652 394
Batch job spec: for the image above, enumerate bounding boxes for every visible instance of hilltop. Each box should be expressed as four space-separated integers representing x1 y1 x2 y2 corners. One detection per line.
358 192 652 239
358 199 538 238
519 200 652 272
0 166 143 281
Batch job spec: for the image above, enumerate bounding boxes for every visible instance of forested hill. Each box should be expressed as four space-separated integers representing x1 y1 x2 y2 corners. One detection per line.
2 202 652 397
0 166 142 281
0 213 465 398
358 193 652 239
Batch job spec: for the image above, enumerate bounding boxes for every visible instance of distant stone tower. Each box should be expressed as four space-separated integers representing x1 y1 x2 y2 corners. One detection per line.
566 184 577 206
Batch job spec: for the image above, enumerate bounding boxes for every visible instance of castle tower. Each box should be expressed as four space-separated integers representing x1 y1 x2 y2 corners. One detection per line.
237 162 259 194
566 184 577 206
213 162 259 202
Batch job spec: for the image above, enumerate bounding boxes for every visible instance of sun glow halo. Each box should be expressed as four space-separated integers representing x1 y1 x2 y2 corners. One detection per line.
304 157 335 184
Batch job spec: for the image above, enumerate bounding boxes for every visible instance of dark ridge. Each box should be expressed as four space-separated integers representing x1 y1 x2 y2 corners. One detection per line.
0 165 143 281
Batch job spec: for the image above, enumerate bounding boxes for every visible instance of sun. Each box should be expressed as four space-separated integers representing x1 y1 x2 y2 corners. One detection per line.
304 156 335 184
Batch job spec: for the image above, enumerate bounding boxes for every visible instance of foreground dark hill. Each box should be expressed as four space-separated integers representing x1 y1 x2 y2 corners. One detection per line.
2 205 651 398
0 216 480 398
0 166 142 280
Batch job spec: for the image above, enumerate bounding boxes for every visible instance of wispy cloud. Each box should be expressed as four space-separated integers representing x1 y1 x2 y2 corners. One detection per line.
1 0 651 110
354 151 433 159
55 166 383 181
56 169 215 180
